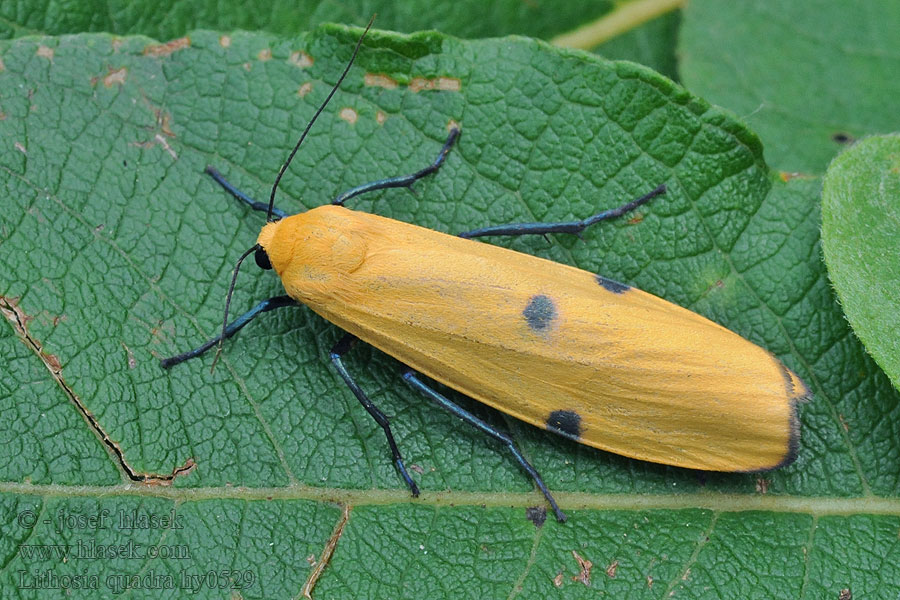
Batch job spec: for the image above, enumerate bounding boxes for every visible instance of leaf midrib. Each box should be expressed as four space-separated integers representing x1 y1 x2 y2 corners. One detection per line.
2 481 897 517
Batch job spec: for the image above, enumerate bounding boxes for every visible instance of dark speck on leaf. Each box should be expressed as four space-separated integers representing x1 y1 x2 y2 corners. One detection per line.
525 506 547 527
832 132 854 144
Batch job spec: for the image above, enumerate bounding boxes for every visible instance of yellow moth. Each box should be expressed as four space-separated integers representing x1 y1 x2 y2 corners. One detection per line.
257 201 808 474
163 21 809 521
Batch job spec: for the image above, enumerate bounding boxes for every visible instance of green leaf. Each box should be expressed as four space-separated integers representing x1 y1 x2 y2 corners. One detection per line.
679 0 900 174
822 134 900 391
0 0 682 78
591 9 680 81
1 26 898 598
0 0 616 42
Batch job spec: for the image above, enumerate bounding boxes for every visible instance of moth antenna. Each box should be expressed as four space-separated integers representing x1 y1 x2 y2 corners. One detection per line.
266 15 376 221
211 243 260 372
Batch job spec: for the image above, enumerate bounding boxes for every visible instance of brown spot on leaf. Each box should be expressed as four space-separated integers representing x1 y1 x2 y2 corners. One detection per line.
257 48 272 61
552 571 564 588
289 51 313 68
606 560 618 578
103 67 127 87
339 107 358 125
365 73 398 89
409 76 461 93
133 102 177 158
571 551 592 586
134 134 177 160
219 35 231 48
144 37 190 57
376 110 387 125
152 105 176 136
122 342 137 369
36 45 54 61
839 414 850 432
297 82 313 98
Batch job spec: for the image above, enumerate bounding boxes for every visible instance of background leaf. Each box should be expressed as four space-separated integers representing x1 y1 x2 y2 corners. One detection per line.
0 0 681 81
679 0 900 174
0 0 615 42
821 134 900 391
589 8 680 81
0 10 898 600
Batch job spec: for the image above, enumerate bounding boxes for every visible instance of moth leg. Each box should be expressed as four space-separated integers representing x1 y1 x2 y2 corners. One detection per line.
330 334 420 497
204 166 289 219
402 369 567 523
457 183 666 239
332 127 460 206
160 295 298 368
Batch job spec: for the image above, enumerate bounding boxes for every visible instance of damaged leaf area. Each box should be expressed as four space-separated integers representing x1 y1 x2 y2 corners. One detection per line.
1 24 899 598
0 296 194 483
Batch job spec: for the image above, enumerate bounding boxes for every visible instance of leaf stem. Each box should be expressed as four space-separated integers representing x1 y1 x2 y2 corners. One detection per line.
551 0 685 49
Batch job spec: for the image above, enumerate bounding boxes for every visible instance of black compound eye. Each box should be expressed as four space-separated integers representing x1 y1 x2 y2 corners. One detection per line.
254 248 272 270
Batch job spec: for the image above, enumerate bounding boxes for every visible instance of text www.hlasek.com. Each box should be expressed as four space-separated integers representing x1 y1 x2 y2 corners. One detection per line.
19 539 190 561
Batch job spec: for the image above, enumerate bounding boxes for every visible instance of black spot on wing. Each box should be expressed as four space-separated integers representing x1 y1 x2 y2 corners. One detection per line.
546 410 583 439
523 294 557 331
595 274 630 294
